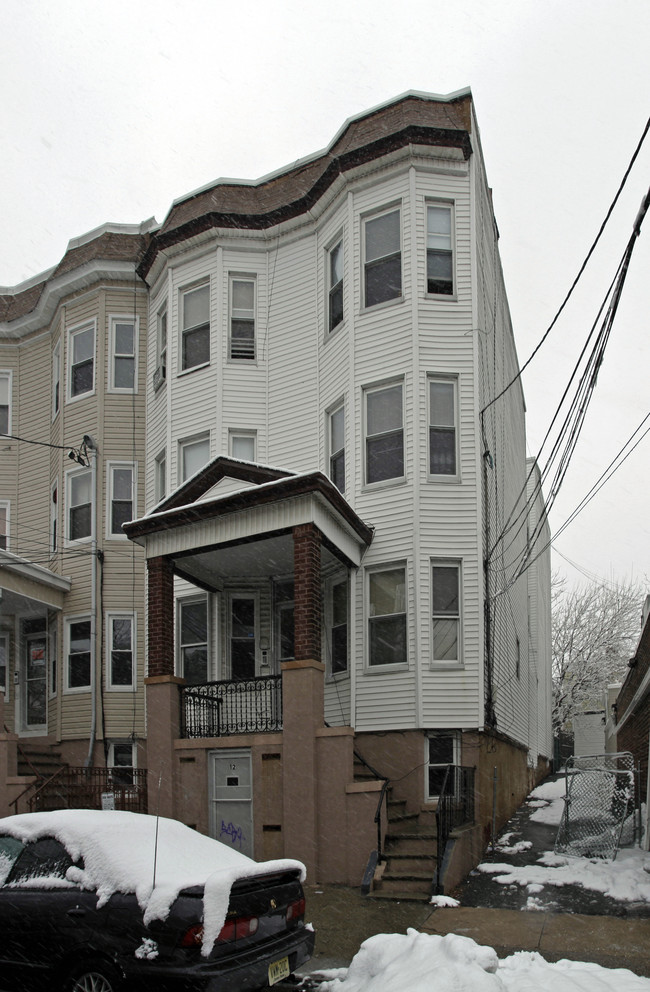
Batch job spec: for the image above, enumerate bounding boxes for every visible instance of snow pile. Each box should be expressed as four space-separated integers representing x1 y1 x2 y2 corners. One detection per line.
527 777 567 825
0 810 305 955
316 929 650 992
477 846 650 902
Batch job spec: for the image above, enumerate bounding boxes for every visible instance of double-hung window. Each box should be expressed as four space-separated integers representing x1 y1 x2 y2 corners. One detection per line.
429 377 458 477
328 404 345 493
328 240 343 331
181 283 210 371
52 343 61 418
229 430 256 462
0 501 8 550
0 634 7 694
0 371 11 435
365 382 404 484
154 449 167 503
66 617 91 690
327 576 348 675
178 597 209 684
431 561 461 663
69 322 95 398
364 208 401 307
107 614 135 688
108 463 134 537
368 566 407 667
67 469 92 542
155 304 167 389
180 433 210 483
229 277 256 360
427 204 454 295
110 317 137 391
51 483 58 554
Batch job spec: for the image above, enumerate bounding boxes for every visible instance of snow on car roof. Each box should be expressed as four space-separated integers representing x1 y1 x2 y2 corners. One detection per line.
0 809 305 955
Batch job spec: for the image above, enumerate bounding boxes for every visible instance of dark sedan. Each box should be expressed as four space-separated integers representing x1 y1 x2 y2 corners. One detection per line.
0 809 314 992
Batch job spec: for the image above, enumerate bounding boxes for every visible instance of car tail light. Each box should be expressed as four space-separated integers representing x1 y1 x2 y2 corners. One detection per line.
286 897 305 923
182 915 259 948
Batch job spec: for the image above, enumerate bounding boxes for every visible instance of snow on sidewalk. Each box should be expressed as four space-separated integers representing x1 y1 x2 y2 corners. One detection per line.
314 928 650 992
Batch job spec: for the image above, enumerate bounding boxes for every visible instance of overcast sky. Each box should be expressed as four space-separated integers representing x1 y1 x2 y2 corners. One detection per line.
1 0 649 590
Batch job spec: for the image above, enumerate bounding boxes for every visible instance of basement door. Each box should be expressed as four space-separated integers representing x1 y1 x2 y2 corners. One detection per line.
208 749 253 858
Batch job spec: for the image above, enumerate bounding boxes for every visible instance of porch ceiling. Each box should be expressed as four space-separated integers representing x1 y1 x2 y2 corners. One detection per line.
174 532 340 590
0 550 71 611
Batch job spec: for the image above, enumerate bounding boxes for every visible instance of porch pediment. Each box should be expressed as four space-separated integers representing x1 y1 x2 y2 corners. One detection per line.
124 458 373 572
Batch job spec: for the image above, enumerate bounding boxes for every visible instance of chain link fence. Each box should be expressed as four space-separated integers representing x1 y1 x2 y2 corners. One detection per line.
555 751 638 859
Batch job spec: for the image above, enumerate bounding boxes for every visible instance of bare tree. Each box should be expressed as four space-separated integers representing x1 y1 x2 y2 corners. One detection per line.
552 575 645 734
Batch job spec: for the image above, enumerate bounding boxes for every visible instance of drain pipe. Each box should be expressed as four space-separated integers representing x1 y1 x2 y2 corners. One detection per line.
84 436 98 769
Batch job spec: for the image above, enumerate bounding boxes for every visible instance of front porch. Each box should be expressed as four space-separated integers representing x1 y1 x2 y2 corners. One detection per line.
181 674 282 738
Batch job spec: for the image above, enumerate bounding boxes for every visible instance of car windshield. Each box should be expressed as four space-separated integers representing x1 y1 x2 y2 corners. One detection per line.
0 836 24 884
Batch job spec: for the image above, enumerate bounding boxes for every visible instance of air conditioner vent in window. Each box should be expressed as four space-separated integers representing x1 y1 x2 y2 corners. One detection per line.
153 365 166 392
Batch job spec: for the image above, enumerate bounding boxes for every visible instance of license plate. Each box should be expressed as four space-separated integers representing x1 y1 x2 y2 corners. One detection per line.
268 956 291 986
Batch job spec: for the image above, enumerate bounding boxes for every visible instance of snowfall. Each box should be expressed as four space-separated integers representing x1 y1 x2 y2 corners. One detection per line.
314 776 650 992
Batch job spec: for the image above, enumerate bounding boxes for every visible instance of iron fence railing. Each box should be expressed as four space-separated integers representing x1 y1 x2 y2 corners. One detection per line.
181 675 282 738
28 766 148 814
433 764 475 894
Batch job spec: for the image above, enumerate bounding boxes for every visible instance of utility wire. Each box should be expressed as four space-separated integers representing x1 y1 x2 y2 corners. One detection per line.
481 112 650 416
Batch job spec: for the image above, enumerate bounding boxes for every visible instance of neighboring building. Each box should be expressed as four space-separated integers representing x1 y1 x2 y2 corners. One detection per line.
0 90 553 890
615 595 650 810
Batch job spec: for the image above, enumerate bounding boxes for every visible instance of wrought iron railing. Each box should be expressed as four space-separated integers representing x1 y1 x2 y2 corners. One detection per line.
181 675 282 738
28 766 148 814
433 764 475 894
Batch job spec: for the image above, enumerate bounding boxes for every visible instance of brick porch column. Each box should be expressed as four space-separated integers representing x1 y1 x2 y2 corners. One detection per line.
145 555 180 819
282 524 325 878
147 555 174 677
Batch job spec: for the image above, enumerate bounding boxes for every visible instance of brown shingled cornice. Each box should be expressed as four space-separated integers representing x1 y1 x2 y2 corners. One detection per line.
138 98 472 280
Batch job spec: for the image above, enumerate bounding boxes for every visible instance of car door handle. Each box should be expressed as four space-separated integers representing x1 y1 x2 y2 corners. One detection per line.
67 906 86 918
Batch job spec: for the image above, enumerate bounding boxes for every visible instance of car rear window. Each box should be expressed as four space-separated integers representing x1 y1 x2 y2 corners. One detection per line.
0 836 24 884
6 837 81 886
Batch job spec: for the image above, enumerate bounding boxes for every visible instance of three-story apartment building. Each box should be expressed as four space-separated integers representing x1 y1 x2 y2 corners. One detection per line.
0 90 552 890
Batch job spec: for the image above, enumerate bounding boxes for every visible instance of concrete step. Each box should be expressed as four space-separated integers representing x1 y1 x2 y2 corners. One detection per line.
368 888 432 903
384 852 438 873
378 872 433 896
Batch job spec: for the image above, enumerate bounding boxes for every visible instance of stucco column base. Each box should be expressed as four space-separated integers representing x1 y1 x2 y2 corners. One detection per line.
144 675 185 819
281 659 324 879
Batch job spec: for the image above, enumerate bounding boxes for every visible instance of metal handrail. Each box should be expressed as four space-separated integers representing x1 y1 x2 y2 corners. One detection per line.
180 675 282 738
433 764 476 895
354 749 389 862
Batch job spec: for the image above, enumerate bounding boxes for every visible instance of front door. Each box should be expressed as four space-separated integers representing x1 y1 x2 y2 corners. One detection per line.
229 595 257 681
21 619 47 731
209 749 253 857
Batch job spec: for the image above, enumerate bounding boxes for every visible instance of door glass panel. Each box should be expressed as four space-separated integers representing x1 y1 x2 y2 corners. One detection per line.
25 635 47 726
231 598 256 681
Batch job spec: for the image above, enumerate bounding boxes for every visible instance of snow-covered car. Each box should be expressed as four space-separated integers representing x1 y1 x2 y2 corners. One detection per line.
0 809 314 992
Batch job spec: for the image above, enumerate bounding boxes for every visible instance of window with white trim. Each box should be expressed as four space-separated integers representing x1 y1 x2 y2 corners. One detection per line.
52 342 61 418
426 203 454 295
51 482 58 554
107 613 135 688
328 403 345 493
427 732 460 798
368 565 407 667
229 276 256 360
328 239 343 332
364 207 401 307
154 449 167 503
180 433 210 483
156 304 168 381
108 463 134 538
326 575 348 675
49 621 57 697
65 617 91 690
431 561 461 663
364 382 404 485
108 741 136 786
181 282 210 371
178 597 209 684
0 633 7 694
66 469 93 543
0 371 11 435
109 317 137 391
229 430 256 462
0 501 8 551
68 322 95 398
429 377 458 477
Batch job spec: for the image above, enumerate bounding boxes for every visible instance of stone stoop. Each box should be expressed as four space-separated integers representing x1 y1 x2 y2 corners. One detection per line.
370 798 438 902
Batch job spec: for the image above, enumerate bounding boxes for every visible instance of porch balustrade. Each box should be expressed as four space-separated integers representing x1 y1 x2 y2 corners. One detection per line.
180 675 282 738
